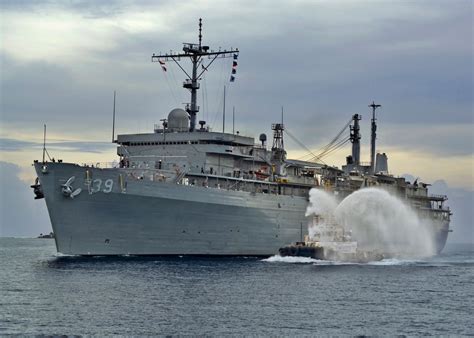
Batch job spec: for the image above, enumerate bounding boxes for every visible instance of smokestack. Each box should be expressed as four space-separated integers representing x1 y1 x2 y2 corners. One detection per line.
375 153 388 174
350 114 361 165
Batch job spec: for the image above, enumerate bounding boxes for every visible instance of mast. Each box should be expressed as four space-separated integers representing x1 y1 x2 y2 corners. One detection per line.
222 85 226 133
232 106 235 135
42 124 46 163
152 19 238 132
369 101 381 174
112 90 116 143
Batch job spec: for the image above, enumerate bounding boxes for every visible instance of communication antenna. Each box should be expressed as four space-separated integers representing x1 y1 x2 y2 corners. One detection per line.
222 85 226 133
42 124 46 163
151 19 239 132
198 18 202 48
232 106 235 135
41 124 52 162
112 91 116 143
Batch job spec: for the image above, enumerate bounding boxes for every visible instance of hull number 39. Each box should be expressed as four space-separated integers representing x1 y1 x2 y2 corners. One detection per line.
90 179 114 194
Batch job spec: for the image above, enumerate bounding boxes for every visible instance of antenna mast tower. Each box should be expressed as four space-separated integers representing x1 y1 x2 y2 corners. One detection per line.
369 101 381 174
152 19 239 132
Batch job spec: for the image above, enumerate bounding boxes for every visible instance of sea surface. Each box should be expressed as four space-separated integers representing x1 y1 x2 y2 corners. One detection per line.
0 238 473 335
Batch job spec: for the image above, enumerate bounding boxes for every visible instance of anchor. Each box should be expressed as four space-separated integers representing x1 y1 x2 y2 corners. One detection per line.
30 177 44 200
61 176 82 199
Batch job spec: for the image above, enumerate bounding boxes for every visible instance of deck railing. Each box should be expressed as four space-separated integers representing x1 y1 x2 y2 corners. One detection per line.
82 162 120 168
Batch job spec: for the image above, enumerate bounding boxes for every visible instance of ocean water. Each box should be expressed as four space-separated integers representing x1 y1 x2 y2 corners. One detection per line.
0 238 472 335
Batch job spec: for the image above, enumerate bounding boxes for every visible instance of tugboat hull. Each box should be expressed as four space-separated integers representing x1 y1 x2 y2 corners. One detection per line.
278 243 384 263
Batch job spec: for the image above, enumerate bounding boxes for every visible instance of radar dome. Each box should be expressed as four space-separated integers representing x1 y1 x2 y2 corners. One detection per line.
259 133 267 146
167 108 189 132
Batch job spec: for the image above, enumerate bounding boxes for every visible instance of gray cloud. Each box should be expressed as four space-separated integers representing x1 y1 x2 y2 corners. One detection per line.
0 137 116 154
0 138 37 151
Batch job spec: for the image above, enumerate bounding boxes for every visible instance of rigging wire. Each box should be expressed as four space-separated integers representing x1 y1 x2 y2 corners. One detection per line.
284 130 348 164
316 118 352 155
310 137 351 162
201 71 206 122
168 60 186 104
284 128 326 164
296 117 352 161
201 61 210 124
198 58 205 122
160 69 180 107
210 55 229 129
286 117 352 163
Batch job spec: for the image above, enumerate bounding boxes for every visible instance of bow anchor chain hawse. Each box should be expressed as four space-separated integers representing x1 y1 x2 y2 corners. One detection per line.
61 176 82 199
30 177 44 200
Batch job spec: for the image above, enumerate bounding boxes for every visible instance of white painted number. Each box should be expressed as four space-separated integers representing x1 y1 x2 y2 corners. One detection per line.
103 179 113 193
90 178 114 194
92 179 102 193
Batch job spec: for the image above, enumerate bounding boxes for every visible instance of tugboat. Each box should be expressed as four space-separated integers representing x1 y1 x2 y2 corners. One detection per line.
278 215 384 263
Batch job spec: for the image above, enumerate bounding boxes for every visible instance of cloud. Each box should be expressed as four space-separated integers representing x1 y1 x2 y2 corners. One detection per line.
0 137 116 154
378 124 474 157
0 161 51 237
430 180 474 245
0 138 38 151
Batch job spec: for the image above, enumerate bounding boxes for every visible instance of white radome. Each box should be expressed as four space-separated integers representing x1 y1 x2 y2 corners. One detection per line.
167 108 189 132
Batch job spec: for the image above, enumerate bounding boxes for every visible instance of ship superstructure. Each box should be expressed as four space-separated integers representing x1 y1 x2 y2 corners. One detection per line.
32 20 451 256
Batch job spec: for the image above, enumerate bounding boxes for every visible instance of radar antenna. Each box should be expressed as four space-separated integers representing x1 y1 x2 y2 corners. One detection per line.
152 19 239 132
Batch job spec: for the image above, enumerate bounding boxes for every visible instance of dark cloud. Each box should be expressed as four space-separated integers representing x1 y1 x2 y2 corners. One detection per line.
0 161 51 237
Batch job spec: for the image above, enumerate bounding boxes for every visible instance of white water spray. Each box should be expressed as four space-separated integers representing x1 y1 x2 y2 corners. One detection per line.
305 189 338 239
305 188 436 258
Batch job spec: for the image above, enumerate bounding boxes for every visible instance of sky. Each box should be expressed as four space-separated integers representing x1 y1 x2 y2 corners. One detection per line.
0 0 472 243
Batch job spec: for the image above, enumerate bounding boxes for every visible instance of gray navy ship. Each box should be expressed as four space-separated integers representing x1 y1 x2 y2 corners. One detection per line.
31 20 451 256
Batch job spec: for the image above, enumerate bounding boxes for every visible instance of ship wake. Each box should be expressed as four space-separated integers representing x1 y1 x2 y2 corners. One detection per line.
263 256 418 266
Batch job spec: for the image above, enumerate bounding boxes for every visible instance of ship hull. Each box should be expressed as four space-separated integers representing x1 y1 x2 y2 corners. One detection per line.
434 223 450 254
35 162 309 255
34 162 450 256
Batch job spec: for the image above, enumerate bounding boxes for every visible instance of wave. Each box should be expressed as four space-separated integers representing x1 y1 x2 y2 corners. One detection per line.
366 258 418 266
262 255 422 266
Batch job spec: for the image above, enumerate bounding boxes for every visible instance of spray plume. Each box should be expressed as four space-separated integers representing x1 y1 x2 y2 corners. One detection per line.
305 189 338 239
306 187 436 258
